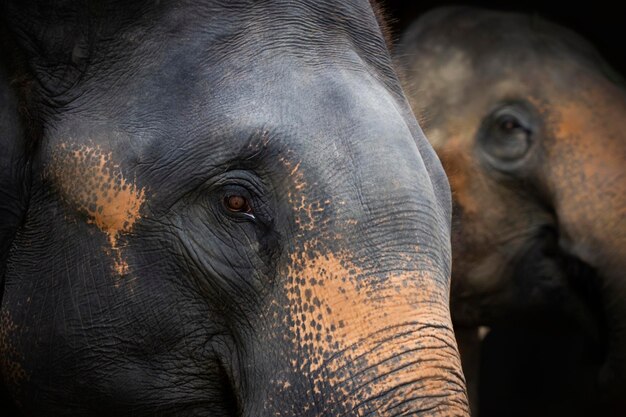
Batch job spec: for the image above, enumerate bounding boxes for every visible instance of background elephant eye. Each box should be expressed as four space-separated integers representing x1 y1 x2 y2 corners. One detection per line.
224 195 252 214
479 104 535 166
497 115 524 133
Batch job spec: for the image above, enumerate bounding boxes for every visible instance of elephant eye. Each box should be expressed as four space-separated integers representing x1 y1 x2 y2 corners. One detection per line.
224 194 252 214
486 113 531 160
497 115 525 134
479 102 536 168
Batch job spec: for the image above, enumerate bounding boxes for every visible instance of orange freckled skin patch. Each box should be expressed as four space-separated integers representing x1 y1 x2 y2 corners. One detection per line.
280 155 327 232
51 143 145 246
49 143 146 277
281 248 466 415
113 258 130 277
286 250 447 369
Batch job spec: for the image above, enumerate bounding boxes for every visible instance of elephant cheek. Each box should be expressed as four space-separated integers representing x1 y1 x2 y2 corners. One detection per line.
261 249 469 416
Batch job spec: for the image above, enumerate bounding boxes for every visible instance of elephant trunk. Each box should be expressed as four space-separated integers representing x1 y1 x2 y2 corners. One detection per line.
229 80 468 415
249 249 468 416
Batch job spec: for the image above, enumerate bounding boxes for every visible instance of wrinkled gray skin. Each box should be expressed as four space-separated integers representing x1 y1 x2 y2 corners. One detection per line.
0 1 469 416
395 6 626 417
0 38 26 417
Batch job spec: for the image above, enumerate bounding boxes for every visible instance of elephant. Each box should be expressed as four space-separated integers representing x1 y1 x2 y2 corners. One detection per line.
395 6 626 417
0 0 469 415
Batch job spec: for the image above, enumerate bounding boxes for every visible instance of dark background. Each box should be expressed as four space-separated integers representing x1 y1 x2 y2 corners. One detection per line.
381 1 626 77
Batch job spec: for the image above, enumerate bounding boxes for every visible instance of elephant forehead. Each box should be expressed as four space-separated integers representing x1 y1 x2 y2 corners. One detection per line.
48 143 146 247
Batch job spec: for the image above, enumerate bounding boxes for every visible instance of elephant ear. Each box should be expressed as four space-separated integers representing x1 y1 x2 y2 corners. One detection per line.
1 0 162 103
1 0 94 101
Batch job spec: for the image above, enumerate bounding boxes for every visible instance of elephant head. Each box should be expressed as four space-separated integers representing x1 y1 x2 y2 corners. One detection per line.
0 1 468 415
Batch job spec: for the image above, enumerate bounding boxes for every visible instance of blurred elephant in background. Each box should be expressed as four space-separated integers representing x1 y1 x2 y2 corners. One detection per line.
396 6 626 417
